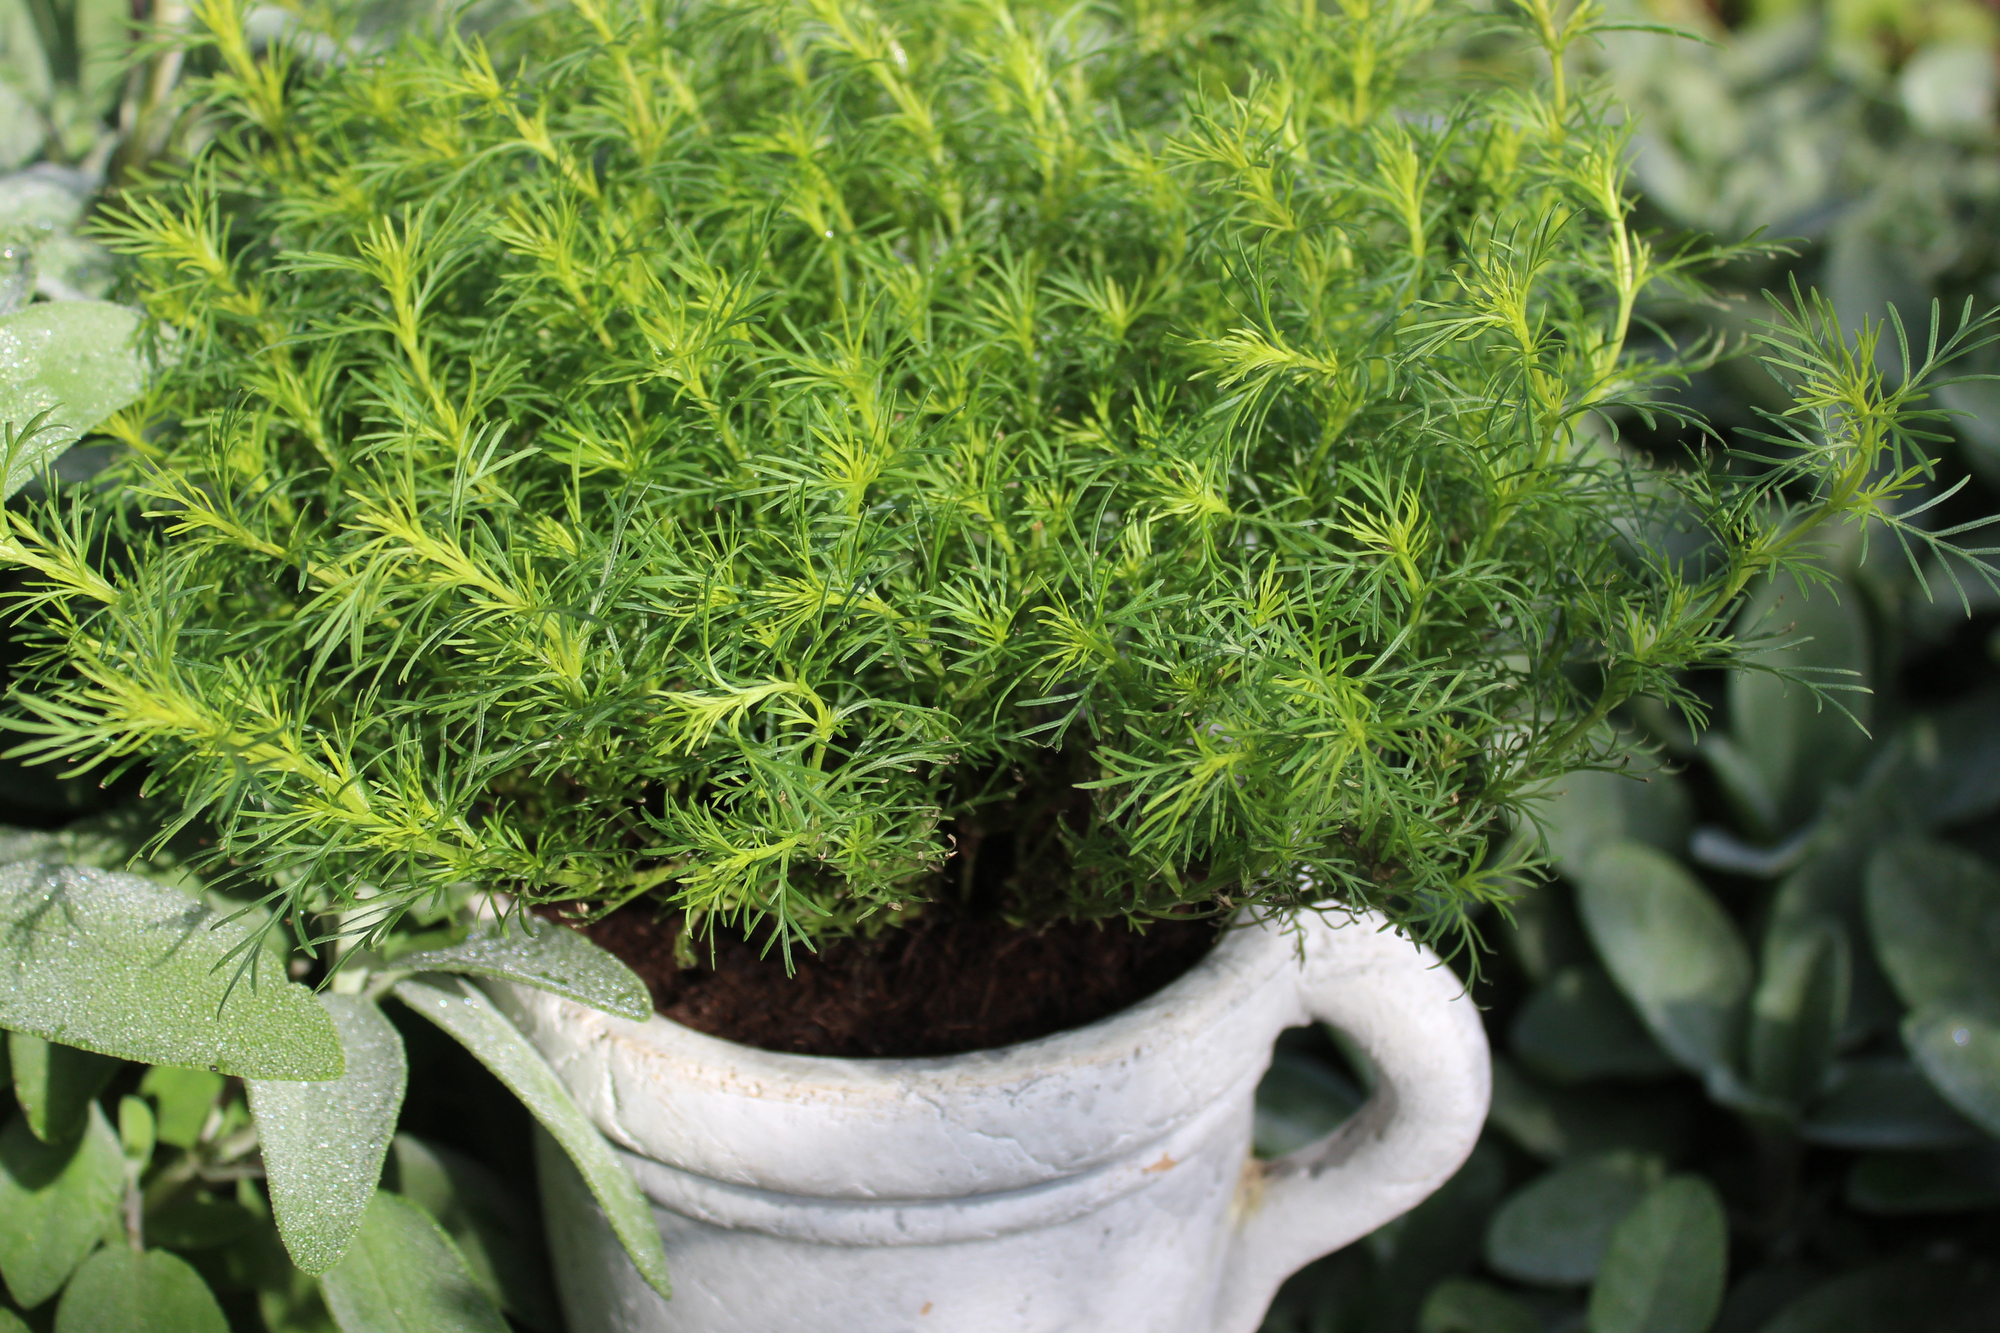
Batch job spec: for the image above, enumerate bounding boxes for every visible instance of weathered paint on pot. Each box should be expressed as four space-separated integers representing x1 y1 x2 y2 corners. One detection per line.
497 909 1489 1332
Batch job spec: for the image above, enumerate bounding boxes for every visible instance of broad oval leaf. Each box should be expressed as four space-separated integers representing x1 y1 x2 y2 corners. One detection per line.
1370 1140 1507 1300
1483 1152 1661 1286
390 974 671 1301
0 300 145 497
1771 843 1902 1051
1417 1277 1540 1333
1253 1046 1365 1158
0 1308 26 1333
1903 1006 2000 1138
320 1190 507 1333
1760 1258 2000 1333
52 1246 229 1333
1894 693 2000 830
1845 1143 2000 1215
0 1103 123 1307
1864 838 2000 1013
1496 877 1595 986
1727 569 1873 833
248 995 408 1274
0 863 341 1078
1748 916 1850 1108
9 1031 121 1142
1802 1057 1981 1150
388 1134 560 1332
1585 1175 1727 1333
1575 841 1753 1077
1692 733 1779 843
1530 766 1690 878
395 917 650 1022
0 827 64 865
1509 963 1678 1084
0 809 207 893
145 1196 261 1251
1486 1058 1694 1165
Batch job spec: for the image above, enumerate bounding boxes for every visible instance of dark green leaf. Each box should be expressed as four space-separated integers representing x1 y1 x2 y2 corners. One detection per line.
0 1104 122 1307
1327 1141 1508 1333
254 1247 339 1333
1713 1264 1821 1333
144 1196 261 1251
1864 838 2000 1013
319 1191 507 1333
1254 1046 1365 1157
53 1246 229 1333
1417 1278 1541 1333
1575 842 1753 1077
247 995 406 1275
1845 1143 2000 1215
1532 766 1691 877
0 1307 26 1333
1902 1006 2000 1137
1892 692 2000 829
1759 1258 2000 1333
387 1134 559 1333
1484 1152 1661 1287
1510 963 1678 1084
1726 570 1873 832
1486 1058 1695 1164
0 864 341 1079
0 300 145 497
1496 878 1595 986
394 917 651 1023
1748 916 1849 1108
390 974 670 1301
1770 841 1903 1049
1694 734 1780 843
1586 1175 1727 1333
1801 1058 1980 1149
9 1032 120 1142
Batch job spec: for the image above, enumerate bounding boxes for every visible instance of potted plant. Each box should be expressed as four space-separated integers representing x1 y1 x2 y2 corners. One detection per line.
1 0 1994 1328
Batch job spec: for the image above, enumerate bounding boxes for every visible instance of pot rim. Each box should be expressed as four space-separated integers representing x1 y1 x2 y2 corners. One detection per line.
492 911 1340 1199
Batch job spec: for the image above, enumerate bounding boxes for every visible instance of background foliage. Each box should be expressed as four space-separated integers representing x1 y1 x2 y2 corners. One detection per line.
1262 3 2000 1330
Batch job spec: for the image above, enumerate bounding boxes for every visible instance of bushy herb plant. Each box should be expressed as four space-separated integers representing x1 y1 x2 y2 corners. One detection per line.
2 0 1993 964
1255 8 2000 1327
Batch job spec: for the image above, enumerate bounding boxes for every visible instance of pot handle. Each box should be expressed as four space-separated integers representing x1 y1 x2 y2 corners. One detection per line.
1212 912 1491 1333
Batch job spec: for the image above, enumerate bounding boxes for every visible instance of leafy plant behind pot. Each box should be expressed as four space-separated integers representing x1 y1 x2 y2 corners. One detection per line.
1260 568 2000 1333
0 824 668 1325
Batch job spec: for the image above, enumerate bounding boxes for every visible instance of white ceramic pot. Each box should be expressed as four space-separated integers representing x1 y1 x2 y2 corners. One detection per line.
496 909 1489 1333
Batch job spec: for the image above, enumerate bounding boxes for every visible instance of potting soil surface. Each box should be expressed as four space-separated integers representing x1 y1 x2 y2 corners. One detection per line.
571 908 1219 1057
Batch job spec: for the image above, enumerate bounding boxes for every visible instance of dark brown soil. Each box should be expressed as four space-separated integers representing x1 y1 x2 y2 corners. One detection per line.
570 908 1218 1058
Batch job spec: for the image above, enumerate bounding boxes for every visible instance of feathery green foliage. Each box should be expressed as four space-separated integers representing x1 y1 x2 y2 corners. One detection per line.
3 0 1994 963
